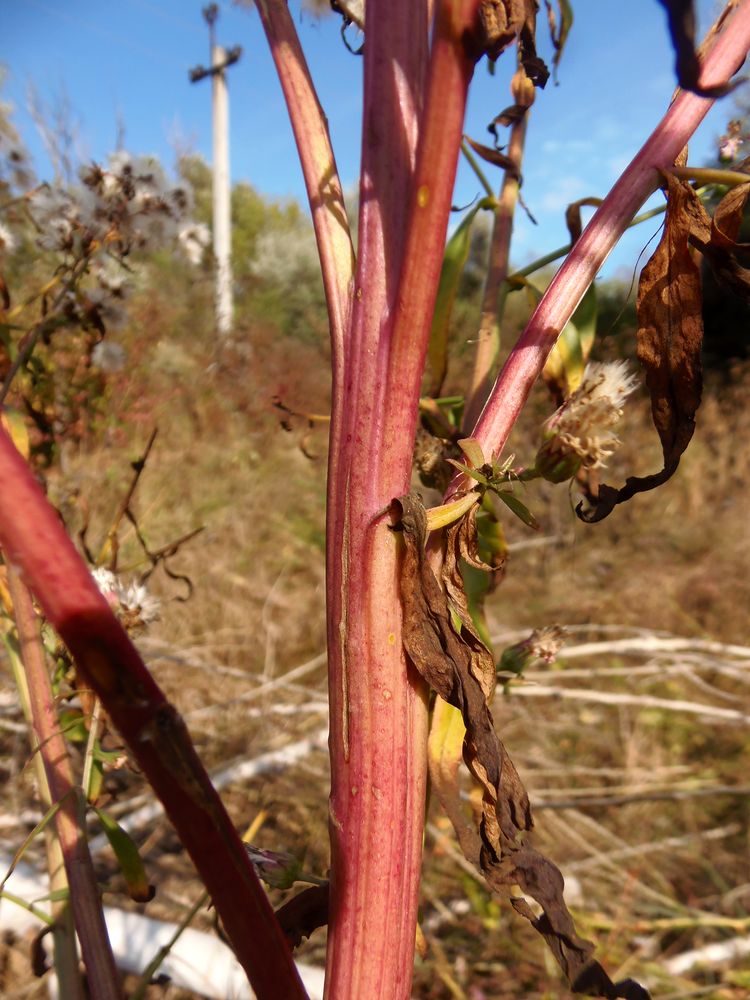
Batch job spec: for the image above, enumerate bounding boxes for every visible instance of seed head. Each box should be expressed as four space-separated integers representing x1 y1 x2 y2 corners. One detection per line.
535 361 638 483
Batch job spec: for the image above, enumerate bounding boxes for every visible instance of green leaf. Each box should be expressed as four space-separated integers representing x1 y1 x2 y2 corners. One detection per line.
493 490 540 530
427 203 485 396
445 460 489 486
86 757 104 802
1 798 65 892
0 889 55 925
57 709 89 744
462 503 507 648
457 437 486 468
94 807 154 903
46 887 73 903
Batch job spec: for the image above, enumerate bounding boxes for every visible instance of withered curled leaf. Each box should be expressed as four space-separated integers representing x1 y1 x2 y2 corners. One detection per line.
578 174 703 523
544 0 574 79
464 136 521 182
393 493 651 998
475 0 527 60
472 1 550 87
565 197 603 245
274 882 329 950
488 104 527 137
712 180 750 251
689 178 750 299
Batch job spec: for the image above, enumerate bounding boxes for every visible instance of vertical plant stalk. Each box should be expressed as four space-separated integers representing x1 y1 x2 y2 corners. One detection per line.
322 1 430 995
0 430 306 1000
468 0 750 460
321 2 482 997
255 8 356 804
4 628 85 1000
256 0 354 391
463 67 534 431
380 0 483 475
6 565 120 1000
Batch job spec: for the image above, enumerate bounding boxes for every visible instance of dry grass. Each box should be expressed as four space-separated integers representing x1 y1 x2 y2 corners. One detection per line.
2 274 750 998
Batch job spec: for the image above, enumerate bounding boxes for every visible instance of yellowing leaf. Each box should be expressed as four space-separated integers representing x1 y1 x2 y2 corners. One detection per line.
95 807 154 903
1 408 30 460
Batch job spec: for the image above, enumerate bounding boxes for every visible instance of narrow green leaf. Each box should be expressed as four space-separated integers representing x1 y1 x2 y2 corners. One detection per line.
0 798 65 892
0 890 55 925
57 709 90 744
46 887 73 903
86 757 104 803
94 807 154 903
462 503 507 649
445 459 489 486
130 890 209 1000
494 490 540 530
427 204 484 396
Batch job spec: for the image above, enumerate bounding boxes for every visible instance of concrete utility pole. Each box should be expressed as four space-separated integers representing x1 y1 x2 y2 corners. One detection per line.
189 4 241 339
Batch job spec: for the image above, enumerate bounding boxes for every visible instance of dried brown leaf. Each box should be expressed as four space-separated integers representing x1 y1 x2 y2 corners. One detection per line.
712 181 750 252
393 493 651 997
638 178 703 460
565 197 602 244
544 0 574 78
464 136 521 181
473 1 550 86
578 175 703 522
442 503 499 702
274 883 329 949
688 180 750 298
489 104 527 131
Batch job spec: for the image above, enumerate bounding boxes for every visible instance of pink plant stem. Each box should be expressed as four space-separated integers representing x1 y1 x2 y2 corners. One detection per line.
323 2 430 994
255 0 354 395
6 564 120 1000
255 3 355 743
469 0 750 461
0 428 306 1000
322 3 482 997
380 0 482 481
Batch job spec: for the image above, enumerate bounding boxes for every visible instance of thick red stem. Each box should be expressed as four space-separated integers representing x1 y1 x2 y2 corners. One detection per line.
324 3 481 997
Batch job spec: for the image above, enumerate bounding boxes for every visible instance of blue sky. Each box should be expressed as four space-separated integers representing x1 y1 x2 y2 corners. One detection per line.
3 0 745 278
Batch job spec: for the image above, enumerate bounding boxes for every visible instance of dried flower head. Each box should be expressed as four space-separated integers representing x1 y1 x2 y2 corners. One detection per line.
718 119 745 163
535 361 638 483
499 625 568 679
91 567 160 632
178 222 211 265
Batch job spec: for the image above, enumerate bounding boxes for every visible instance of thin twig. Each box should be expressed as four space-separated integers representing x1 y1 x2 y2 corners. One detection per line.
6 565 120 1000
464 66 532 431
506 683 750 724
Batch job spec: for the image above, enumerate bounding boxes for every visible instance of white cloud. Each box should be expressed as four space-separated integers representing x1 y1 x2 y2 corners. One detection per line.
540 137 596 156
537 175 591 213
